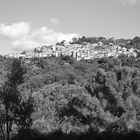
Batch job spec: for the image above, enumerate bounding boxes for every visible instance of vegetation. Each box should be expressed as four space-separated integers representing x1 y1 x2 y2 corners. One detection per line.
1 36 140 139
0 58 34 140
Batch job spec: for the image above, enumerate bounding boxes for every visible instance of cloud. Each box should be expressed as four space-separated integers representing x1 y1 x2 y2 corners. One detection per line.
117 0 138 5
0 22 30 39
0 22 79 51
50 18 60 25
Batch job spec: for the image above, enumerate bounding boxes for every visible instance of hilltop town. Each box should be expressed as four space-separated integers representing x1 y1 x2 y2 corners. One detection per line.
6 36 140 60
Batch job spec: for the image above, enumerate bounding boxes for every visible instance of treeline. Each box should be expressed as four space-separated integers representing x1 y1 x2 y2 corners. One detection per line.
1 54 140 139
70 36 140 49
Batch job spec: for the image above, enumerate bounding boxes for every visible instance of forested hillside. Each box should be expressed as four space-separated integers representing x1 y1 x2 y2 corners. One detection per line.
1 54 140 140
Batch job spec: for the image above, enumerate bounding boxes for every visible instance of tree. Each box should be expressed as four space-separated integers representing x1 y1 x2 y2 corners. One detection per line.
0 59 34 140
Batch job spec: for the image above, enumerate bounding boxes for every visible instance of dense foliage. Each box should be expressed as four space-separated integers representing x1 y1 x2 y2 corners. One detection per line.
1 51 140 139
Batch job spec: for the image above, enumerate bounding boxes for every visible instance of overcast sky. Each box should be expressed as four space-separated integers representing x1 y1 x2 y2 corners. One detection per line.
0 0 140 55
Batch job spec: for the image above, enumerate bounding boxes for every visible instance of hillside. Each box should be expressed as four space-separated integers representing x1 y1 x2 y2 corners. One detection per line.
7 36 140 61
0 50 140 137
1 36 140 140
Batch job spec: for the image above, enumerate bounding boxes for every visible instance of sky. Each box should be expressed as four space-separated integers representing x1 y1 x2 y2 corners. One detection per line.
0 0 140 55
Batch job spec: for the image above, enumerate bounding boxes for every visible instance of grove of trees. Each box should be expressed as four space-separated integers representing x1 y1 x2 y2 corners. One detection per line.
1 53 140 140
